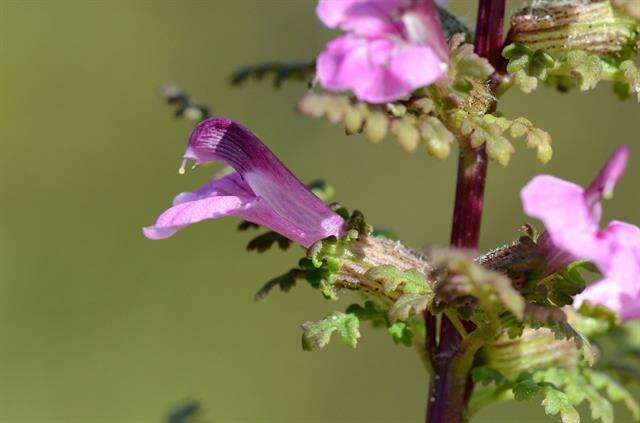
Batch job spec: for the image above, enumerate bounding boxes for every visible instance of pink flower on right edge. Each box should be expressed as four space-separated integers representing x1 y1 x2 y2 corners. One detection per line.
315 0 449 104
521 146 640 320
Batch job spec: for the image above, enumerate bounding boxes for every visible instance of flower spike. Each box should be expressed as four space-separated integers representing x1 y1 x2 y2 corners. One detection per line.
144 117 345 247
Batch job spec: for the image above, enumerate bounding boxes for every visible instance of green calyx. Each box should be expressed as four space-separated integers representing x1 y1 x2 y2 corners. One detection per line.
304 210 370 300
480 328 584 377
509 1 639 57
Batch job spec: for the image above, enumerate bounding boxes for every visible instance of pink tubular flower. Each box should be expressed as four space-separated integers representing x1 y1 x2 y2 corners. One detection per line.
521 146 640 320
143 117 345 247
316 0 449 104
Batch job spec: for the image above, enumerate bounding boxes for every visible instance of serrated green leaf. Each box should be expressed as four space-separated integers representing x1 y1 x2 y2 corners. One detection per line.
587 371 640 421
230 60 315 87
246 231 292 252
387 321 413 346
472 367 505 386
254 268 305 301
513 378 543 401
541 387 580 423
346 300 387 326
301 312 360 351
583 385 614 423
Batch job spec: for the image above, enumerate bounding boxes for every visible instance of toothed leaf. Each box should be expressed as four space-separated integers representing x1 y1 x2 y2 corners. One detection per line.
301 312 360 351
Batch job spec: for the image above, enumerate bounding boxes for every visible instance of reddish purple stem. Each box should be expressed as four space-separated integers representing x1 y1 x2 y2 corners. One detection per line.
425 0 506 422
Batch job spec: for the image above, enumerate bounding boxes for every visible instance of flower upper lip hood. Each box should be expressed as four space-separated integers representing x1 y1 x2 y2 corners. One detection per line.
521 145 640 320
144 117 345 247
315 0 449 104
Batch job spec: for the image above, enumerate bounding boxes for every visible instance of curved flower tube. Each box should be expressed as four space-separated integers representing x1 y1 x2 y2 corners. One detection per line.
316 0 449 103
143 117 345 247
521 146 640 320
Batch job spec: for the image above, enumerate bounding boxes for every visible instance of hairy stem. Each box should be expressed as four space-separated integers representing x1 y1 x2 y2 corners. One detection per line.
425 0 507 422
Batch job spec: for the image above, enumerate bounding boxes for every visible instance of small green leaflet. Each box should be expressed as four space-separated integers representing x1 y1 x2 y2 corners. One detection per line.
301 312 360 351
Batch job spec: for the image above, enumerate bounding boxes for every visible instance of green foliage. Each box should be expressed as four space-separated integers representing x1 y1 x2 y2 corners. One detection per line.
590 322 640 402
167 401 208 423
522 368 638 423
472 367 505 386
419 116 455 160
565 50 604 91
587 371 640 420
431 248 525 320
472 365 639 423
513 375 544 401
618 60 640 101
254 269 306 301
449 111 552 165
505 0 640 99
552 261 596 305
447 33 494 95
503 43 640 101
455 111 514 166
301 311 360 351
387 321 413 346
509 117 553 164
540 386 580 423
230 60 316 87
503 44 555 93
346 300 387 326
346 300 415 347
571 302 620 337
246 231 292 252
301 210 371 300
297 91 458 157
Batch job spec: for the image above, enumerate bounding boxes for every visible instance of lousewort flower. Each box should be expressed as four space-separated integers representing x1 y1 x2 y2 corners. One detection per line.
143 117 345 247
521 146 640 320
316 0 449 104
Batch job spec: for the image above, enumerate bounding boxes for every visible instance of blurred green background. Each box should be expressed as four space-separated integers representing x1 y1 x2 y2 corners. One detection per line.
1 1 638 422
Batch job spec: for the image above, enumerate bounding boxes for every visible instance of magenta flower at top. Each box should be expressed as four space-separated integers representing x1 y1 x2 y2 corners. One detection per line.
143 117 345 248
521 146 640 320
316 0 449 104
